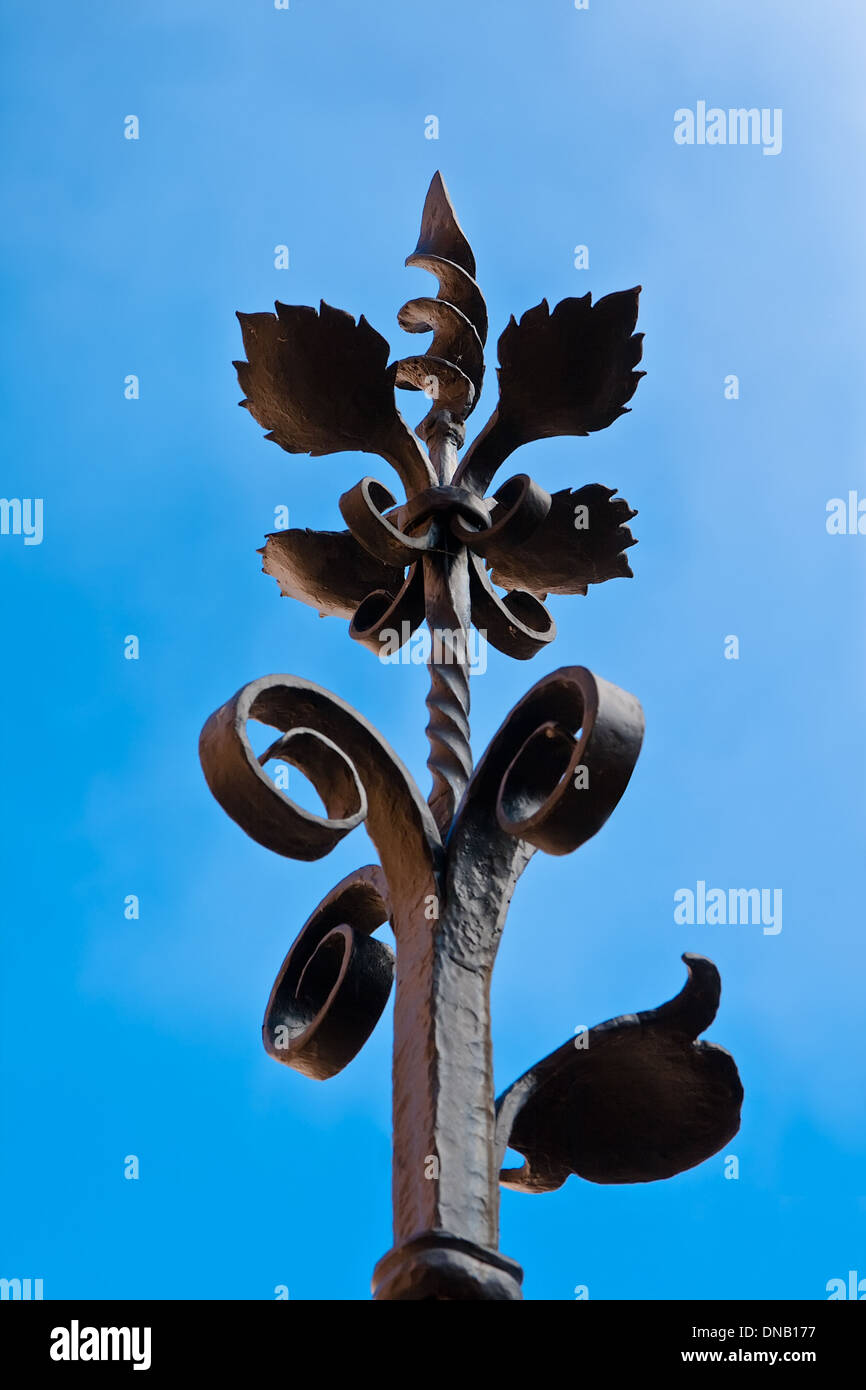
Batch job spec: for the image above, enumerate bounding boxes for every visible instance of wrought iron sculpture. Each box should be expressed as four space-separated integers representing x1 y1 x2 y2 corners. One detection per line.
200 173 743 1300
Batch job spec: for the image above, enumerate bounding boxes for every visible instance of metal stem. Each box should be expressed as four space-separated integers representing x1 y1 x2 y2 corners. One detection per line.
423 410 473 837
372 411 520 1299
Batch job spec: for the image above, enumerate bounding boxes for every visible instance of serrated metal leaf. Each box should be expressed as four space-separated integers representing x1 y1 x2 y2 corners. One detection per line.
235 301 433 495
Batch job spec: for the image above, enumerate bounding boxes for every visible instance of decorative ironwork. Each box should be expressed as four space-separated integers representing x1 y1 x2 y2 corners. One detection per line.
201 173 742 1300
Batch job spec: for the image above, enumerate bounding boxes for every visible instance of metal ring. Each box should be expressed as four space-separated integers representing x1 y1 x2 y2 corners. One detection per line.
339 476 436 566
452 474 550 552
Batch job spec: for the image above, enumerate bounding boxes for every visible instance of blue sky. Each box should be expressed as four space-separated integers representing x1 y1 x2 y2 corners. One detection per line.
1 0 864 1300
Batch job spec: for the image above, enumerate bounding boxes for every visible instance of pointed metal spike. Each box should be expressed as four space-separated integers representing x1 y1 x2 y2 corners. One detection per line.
411 171 476 278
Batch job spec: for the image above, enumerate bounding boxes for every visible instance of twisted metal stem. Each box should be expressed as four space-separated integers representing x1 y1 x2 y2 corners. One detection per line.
390 173 490 834
424 413 472 836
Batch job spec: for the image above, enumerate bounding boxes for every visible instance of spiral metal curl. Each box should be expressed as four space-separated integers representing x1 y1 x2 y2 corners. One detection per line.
393 172 489 441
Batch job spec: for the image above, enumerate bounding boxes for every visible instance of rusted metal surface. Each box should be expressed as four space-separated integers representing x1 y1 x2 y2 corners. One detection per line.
201 173 743 1299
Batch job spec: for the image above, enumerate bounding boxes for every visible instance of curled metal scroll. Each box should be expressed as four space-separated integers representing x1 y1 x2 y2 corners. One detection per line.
468 553 556 661
495 666 644 856
451 473 551 553
443 665 644 968
199 673 440 877
348 562 425 655
393 171 488 438
200 675 442 1079
263 865 394 1080
339 477 436 567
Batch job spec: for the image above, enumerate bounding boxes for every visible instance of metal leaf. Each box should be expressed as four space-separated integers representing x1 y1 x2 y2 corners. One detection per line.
456 290 644 493
486 484 637 595
260 527 404 619
234 301 434 495
495 954 742 1191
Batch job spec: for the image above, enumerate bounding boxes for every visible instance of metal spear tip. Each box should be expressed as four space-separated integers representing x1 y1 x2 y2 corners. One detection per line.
412 170 476 278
